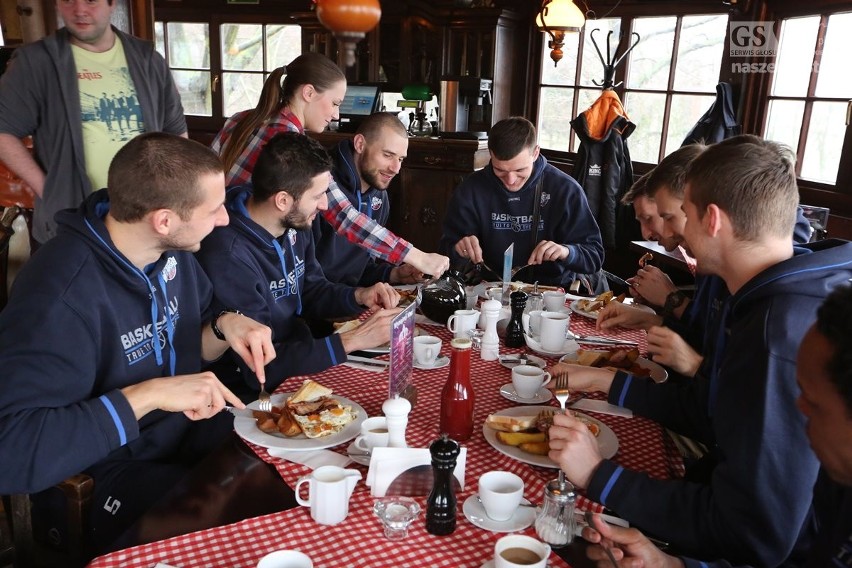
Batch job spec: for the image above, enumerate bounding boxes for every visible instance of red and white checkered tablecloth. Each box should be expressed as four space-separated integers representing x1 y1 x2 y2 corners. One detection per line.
89 305 681 568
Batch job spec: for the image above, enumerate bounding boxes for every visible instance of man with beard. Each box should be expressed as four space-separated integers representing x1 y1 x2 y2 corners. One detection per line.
313 112 422 286
0 133 274 554
196 132 402 400
547 135 852 565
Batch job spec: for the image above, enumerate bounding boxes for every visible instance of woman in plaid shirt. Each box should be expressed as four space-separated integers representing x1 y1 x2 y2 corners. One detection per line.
213 53 448 277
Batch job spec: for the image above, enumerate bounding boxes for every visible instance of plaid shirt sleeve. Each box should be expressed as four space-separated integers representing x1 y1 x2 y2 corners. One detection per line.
215 113 301 187
322 178 413 264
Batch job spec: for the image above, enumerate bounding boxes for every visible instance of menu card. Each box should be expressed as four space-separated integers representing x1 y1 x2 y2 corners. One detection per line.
502 243 513 304
388 301 416 399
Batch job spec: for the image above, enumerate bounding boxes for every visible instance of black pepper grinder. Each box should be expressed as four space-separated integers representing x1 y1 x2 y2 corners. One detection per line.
425 434 460 536
504 290 528 348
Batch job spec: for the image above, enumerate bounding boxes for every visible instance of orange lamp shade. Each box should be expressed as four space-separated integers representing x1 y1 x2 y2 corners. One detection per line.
316 0 382 34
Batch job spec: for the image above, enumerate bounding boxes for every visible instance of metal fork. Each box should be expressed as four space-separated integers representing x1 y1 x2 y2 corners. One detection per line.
554 372 570 489
257 382 272 412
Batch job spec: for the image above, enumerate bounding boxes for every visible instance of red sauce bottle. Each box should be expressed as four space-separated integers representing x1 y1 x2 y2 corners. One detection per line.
440 337 475 441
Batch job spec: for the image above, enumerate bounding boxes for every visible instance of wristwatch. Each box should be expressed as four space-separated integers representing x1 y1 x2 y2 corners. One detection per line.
663 291 688 318
211 309 242 341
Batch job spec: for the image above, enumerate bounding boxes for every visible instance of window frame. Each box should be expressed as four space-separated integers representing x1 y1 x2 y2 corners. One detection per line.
532 2 729 170
154 11 299 135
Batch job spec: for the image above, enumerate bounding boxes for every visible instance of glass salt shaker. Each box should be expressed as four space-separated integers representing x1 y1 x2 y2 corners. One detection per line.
535 478 576 548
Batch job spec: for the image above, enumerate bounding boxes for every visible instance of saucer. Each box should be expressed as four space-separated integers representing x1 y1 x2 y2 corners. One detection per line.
524 334 580 357
481 562 495 568
500 383 553 404
463 495 536 533
414 355 450 370
346 441 371 466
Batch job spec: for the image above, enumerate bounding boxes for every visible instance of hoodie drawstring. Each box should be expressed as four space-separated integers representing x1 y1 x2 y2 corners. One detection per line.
272 235 302 315
157 273 178 377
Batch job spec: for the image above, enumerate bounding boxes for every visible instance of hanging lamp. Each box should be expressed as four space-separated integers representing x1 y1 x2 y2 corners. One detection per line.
314 0 382 67
536 0 586 66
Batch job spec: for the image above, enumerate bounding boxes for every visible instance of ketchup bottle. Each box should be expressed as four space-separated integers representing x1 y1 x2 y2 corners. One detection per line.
439 338 475 441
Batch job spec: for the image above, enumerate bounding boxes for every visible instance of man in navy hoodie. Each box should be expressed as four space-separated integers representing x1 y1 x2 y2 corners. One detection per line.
0 133 275 552
196 132 401 398
547 135 852 565
439 116 604 288
581 284 852 568
313 112 422 286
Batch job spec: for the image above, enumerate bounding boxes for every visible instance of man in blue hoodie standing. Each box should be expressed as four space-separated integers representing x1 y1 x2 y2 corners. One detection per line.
547 135 852 565
439 116 604 288
197 132 401 399
0 133 275 553
313 112 423 287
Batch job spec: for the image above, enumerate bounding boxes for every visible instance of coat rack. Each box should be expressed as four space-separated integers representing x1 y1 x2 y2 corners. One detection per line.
590 28 640 89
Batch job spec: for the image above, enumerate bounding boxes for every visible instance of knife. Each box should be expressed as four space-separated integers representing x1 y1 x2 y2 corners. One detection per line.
601 269 633 290
346 355 390 367
575 337 639 347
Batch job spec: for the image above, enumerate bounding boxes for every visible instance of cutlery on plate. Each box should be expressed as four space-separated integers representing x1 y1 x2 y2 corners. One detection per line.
566 332 638 347
257 381 272 412
553 373 570 497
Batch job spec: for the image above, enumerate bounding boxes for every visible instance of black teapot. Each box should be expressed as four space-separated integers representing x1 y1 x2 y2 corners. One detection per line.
418 270 466 325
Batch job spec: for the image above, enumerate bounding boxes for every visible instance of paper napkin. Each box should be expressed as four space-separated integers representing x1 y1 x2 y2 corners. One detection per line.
266 448 352 469
571 399 633 418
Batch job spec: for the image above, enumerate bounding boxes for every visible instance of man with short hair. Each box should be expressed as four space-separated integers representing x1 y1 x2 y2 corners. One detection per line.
582 284 852 568
0 133 274 553
313 113 421 286
439 116 604 288
548 135 852 565
197 132 402 398
0 0 186 245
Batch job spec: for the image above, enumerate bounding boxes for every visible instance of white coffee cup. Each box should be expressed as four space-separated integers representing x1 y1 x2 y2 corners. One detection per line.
494 535 551 568
413 336 442 366
256 550 313 568
539 311 570 352
543 291 567 312
479 471 524 521
446 309 480 339
354 416 389 453
511 365 552 399
295 466 361 525
523 310 543 338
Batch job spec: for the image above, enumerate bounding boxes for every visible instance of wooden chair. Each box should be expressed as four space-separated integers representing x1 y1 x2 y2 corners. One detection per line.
2 474 93 567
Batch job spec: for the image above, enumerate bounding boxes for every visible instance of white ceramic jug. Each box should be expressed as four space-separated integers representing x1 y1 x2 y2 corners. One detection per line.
295 466 361 525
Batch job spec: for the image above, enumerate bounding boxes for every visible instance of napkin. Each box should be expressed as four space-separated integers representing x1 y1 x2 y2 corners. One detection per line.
571 399 633 418
266 448 352 469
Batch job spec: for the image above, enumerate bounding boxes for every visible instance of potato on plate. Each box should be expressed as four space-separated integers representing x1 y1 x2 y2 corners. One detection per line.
495 431 546 446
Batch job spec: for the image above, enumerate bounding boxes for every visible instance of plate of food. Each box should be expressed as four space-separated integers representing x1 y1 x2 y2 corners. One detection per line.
233 380 365 451
559 348 668 383
393 285 419 308
482 406 618 467
569 291 627 320
334 319 431 354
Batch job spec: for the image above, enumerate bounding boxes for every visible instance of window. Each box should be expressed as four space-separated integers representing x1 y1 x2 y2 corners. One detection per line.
536 13 728 164
763 12 852 185
154 19 301 124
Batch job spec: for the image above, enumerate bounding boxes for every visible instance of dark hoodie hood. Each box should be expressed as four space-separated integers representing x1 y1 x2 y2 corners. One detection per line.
331 140 361 196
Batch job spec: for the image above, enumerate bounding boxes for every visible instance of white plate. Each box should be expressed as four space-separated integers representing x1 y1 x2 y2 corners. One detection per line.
559 352 668 383
524 334 579 358
346 441 371 466
569 301 601 320
483 406 618 467
234 393 366 451
500 383 553 404
463 495 536 533
414 355 450 370
498 353 547 369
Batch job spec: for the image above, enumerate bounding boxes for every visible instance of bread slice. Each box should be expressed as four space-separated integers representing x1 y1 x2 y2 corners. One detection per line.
576 349 608 367
289 379 333 404
485 413 538 432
